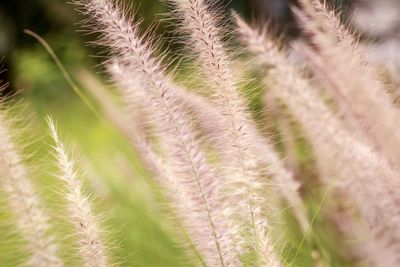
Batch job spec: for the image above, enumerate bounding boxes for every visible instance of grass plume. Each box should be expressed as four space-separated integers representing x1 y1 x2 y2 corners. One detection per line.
75 0 240 265
0 105 63 267
48 118 110 267
235 15 400 265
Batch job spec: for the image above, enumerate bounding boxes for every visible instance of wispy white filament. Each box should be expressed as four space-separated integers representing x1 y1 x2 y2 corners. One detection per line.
48 119 109 267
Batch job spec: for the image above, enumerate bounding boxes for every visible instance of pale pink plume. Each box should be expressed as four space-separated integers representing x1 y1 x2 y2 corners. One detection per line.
75 0 239 265
293 4 400 173
48 118 110 267
168 1 306 264
0 108 63 267
235 16 400 266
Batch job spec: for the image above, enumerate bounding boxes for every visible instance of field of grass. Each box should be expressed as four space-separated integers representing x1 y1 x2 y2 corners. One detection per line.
1 1 399 266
